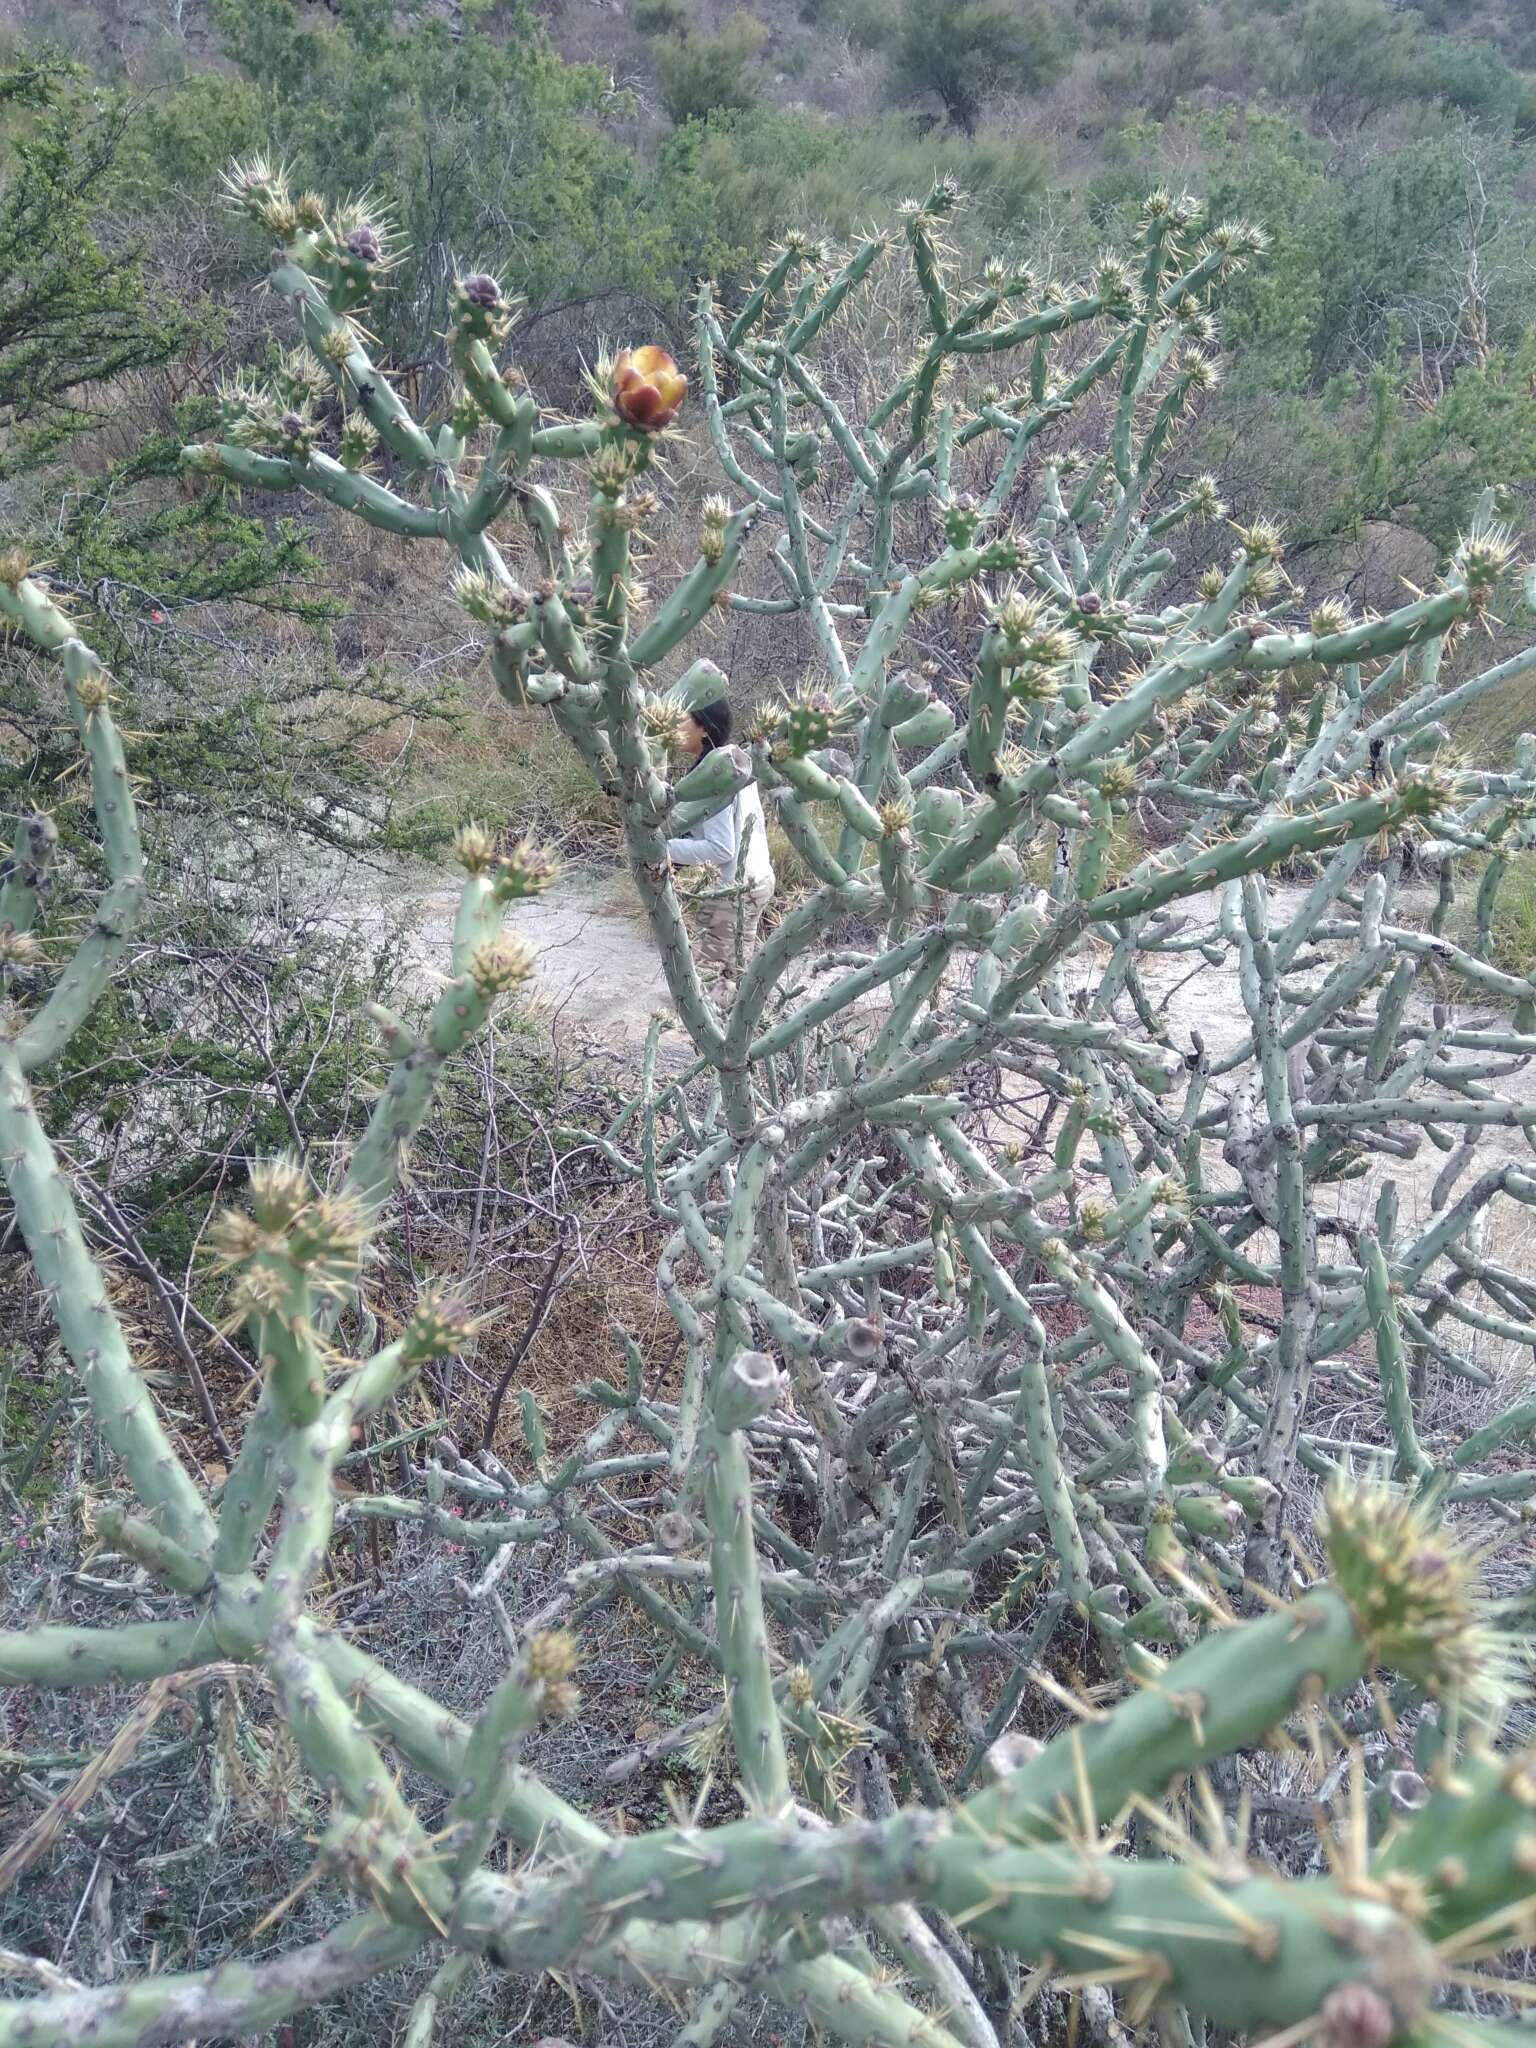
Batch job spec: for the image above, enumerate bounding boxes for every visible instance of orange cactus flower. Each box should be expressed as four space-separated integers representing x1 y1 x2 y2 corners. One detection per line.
613 346 688 431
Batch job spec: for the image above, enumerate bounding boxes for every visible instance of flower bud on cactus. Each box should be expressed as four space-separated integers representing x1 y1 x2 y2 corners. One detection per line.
0 929 45 967
287 1194 367 1285
1142 185 1201 230
453 823 498 874
230 1262 291 1324
990 592 1078 687
493 841 558 901
222 154 290 225
452 271 515 344
944 495 981 547
346 223 382 266
590 441 645 497
1209 218 1270 264
779 689 842 757
1323 1480 1508 1710
339 415 378 472
642 692 692 752
612 346 688 432
0 546 34 590
1235 517 1284 564
1187 474 1226 522
1455 521 1518 593
1094 253 1141 318
1069 590 1130 642
1309 599 1354 639
278 409 317 457
1098 757 1138 802
468 937 535 998
1077 1197 1108 1241
979 532 1028 575
206 1206 273 1272
317 209 398 312
403 1285 480 1362
451 567 529 628
74 668 111 713
274 349 327 410
526 1628 580 1682
699 494 732 564
919 173 964 219
248 1153 313 1231
449 391 483 440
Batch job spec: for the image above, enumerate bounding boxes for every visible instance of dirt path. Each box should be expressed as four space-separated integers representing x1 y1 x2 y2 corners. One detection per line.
376 858 1536 1247
386 859 674 1055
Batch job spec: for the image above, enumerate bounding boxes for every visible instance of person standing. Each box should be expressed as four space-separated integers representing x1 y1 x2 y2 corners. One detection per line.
665 697 775 999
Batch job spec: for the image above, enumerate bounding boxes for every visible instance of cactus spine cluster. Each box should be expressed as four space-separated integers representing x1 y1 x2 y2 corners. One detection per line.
3 167 1536 2047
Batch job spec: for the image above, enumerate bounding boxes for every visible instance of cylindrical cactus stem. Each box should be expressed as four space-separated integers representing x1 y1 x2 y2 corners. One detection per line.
951 1221 1092 1605
446 1630 578 1880
0 807 56 937
0 1912 424 2048
14 638 144 1073
1085 784 1440 923
629 504 758 667
266 1625 434 1873
1373 1749 1536 1944
0 1616 216 1687
971 1483 1499 1846
0 1048 214 1563
400 1954 476 2048
93 1507 213 1597
1361 1229 1434 1483
702 1347 792 1813
452 1804 1444 2043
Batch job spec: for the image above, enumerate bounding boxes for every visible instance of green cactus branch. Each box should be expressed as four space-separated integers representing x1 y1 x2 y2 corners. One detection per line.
6 162 1536 2048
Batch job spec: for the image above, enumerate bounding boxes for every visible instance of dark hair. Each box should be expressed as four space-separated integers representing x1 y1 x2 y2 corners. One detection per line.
691 697 733 752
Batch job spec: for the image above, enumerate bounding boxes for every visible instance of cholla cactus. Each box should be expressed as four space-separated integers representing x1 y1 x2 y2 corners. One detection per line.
7 177 1536 2048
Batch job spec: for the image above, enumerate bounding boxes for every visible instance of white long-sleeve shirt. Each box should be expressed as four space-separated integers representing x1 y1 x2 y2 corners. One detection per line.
666 781 774 889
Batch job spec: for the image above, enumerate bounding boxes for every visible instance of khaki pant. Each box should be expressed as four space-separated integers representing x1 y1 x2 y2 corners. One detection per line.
693 872 774 991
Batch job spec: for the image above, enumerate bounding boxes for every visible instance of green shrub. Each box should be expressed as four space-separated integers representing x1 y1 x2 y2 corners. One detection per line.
889 0 1071 131
655 11 767 123
1423 35 1527 122
654 104 1046 280
1146 0 1198 41
634 0 689 35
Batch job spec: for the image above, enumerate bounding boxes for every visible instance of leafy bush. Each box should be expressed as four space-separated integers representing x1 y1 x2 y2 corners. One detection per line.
655 10 768 123
634 0 689 32
0 59 186 472
1146 0 1198 42
890 0 1071 131
655 104 1046 279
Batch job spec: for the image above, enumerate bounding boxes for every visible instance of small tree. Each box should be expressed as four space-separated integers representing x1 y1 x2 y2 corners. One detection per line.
656 10 769 124
891 0 1070 133
0 60 183 473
